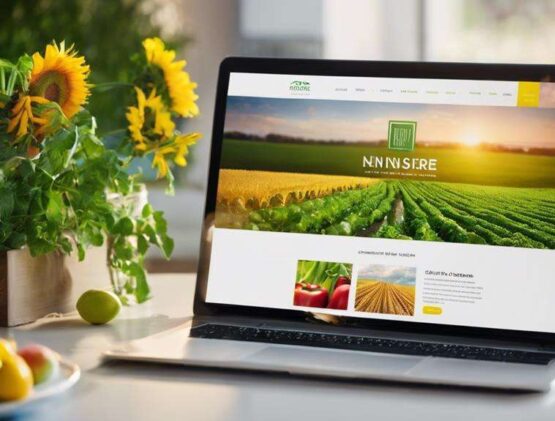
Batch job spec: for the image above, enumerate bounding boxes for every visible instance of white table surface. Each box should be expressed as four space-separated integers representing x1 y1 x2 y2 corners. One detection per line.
3 273 555 421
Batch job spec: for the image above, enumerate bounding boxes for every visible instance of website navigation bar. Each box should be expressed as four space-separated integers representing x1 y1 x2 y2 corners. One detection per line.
228 73 552 108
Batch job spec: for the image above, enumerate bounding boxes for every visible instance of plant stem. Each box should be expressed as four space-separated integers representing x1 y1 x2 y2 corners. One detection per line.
0 68 5 93
100 128 127 138
92 82 134 92
6 69 16 96
107 235 119 294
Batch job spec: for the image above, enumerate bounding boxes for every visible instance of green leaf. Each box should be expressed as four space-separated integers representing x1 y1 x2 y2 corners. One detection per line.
160 234 174 259
143 224 157 243
113 217 134 236
141 203 153 218
46 191 64 222
42 128 74 173
60 237 73 254
0 187 14 219
84 226 104 247
63 127 80 168
137 234 149 255
153 211 167 234
28 238 56 257
15 54 32 75
7 232 25 250
0 58 14 68
114 238 133 260
76 243 86 261
128 262 150 303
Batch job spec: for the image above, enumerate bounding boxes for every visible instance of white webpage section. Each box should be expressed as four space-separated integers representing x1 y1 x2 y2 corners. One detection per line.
206 228 555 334
228 72 518 107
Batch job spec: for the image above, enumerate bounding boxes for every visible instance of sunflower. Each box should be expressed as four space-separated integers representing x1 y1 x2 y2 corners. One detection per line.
29 41 91 119
126 87 175 151
143 37 199 118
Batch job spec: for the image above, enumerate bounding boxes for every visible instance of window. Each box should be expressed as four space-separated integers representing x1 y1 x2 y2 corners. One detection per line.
425 0 555 63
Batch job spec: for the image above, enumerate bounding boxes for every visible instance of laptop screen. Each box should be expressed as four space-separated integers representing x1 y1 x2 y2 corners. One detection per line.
205 71 555 334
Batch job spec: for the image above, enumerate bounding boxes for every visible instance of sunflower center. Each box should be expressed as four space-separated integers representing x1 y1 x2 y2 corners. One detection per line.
44 83 61 102
30 71 69 106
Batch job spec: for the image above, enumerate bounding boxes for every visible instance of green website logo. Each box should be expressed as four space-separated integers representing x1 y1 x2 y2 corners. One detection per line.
388 120 417 151
289 80 310 92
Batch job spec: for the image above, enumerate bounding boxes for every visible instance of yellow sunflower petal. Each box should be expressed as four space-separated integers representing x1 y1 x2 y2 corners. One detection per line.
134 142 148 151
7 96 37 137
31 116 49 125
174 154 187 167
7 111 21 133
175 132 201 147
135 86 147 111
30 96 50 105
154 107 175 138
31 52 44 75
12 96 28 114
152 151 169 178
17 110 30 138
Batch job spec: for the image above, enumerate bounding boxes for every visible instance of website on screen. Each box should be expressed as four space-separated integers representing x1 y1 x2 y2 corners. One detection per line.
205 72 555 333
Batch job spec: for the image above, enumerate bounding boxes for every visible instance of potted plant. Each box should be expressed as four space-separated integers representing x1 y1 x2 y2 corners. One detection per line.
0 38 199 326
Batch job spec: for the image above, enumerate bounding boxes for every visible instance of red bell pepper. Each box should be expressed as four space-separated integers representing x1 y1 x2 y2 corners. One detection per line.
327 284 350 310
293 283 328 308
335 276 351 288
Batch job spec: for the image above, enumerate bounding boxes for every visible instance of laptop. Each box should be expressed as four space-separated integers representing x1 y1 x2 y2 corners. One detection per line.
105 58 555 391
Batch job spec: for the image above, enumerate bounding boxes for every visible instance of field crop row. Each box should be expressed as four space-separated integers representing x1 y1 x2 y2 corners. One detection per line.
399 182 555 249
355 280 415 316
215 170 555 250
216 169 377 210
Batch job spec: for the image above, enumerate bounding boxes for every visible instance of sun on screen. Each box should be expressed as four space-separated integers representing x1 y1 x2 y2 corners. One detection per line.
461 132 481 147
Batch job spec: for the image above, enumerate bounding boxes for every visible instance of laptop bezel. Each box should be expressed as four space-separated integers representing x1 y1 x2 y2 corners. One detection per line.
193 56 555 346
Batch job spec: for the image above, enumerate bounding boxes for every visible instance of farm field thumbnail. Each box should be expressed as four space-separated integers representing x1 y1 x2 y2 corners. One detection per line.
355 280 416 316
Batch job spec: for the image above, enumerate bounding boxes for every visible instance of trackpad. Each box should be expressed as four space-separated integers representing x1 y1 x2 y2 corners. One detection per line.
247 346 422 378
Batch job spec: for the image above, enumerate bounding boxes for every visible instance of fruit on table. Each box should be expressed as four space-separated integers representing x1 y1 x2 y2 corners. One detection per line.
327 284 350 310
17 345 60 385
76 289 122 325
0 339 33 401
293 283 328 308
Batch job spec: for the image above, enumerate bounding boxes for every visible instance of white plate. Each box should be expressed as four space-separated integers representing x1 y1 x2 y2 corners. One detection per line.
0 358 81 417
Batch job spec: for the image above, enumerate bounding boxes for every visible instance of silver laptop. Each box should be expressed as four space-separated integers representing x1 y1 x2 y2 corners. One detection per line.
105 58 555 391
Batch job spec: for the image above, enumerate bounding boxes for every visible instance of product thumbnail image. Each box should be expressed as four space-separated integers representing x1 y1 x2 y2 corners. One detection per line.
294 260 353 310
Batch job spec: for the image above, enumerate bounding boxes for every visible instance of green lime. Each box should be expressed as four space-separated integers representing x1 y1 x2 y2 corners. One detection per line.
76 289 122 325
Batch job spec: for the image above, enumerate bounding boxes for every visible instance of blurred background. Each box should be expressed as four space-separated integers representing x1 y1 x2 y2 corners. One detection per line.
2 0 555 272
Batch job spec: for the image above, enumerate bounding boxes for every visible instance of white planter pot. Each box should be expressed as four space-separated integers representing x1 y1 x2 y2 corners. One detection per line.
0 245 110 326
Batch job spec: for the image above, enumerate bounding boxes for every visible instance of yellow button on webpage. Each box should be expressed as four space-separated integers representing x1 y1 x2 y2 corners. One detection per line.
517 81 540 107
423 306 442 315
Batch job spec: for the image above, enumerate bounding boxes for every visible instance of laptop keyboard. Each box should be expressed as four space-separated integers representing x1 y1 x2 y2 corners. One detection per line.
190 323 555 365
